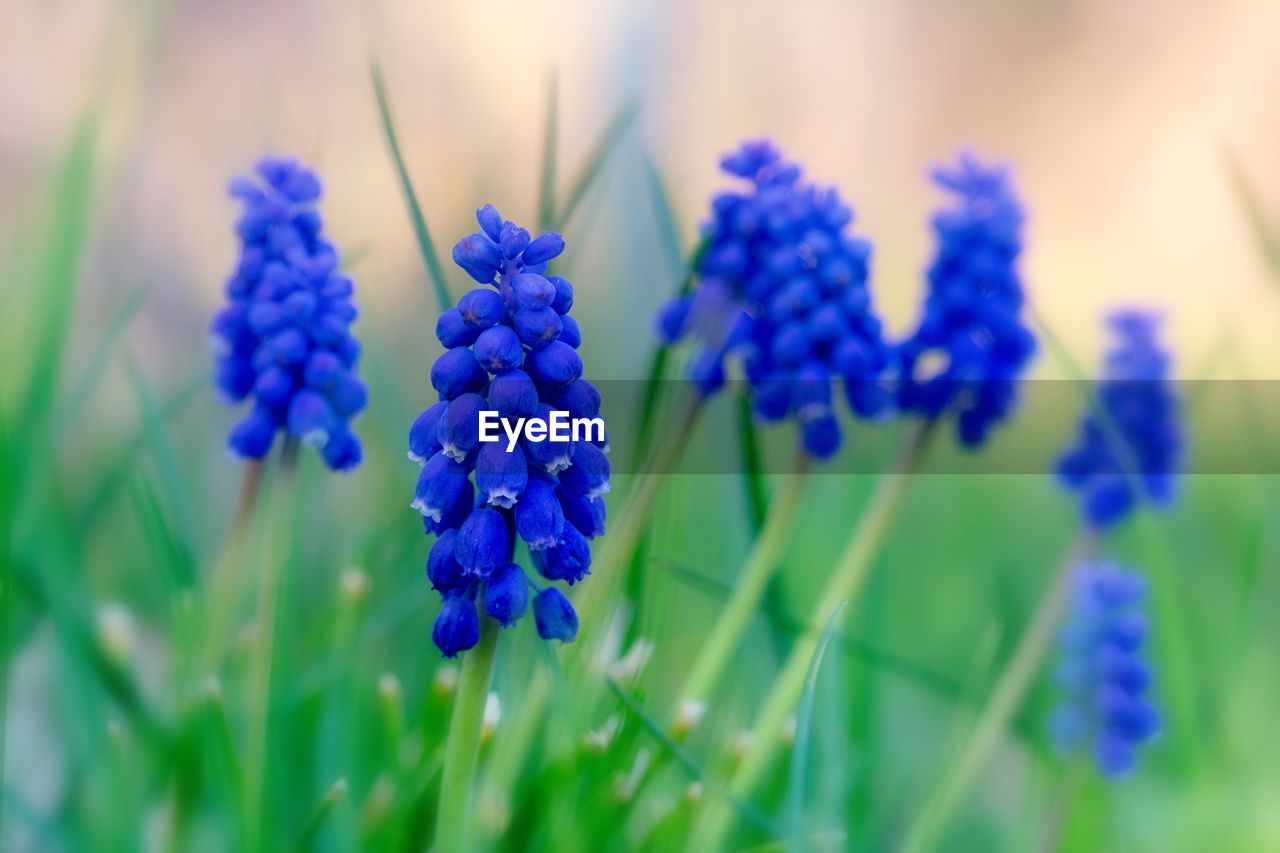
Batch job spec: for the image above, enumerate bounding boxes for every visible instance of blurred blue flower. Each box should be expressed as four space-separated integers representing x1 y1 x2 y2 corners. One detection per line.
1057 311 1181 529
655 140 893 459
1049 562 1161 777
897 151 1036 447
412 206 607 656
211 157 366 471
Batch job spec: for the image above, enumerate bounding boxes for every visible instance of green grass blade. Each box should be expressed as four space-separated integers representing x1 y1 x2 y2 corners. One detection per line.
123 350 197 571
59 287 149 439
77 373 205 537
787 601 847 853
736 393 767 535
551 97 641 230
605 677 782 837
643 154 685 279
369 59 452 310
1223 147 1280 282
294 778 347 852
536 72 559 232
19 115 97 433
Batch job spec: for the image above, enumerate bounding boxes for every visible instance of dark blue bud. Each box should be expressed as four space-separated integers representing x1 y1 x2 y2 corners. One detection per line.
524 403 575 474
228 408 277 459
536 522 591 585
771 323 812 366
558 489 606 539
427 529 467 592
526 341 583 388
488 369 540 420
793 362 833 409
533 587 578 643
437 393 486 462
484 563 529 628
752 378 792 421
500 223 532 259
282 290 318 323
452 233 503 284
267 328 310 366
476 442 529 508
254 365 296 407
560 441 610 499
548 275 574 315
800 409 842 458
689 350 726 397
514 307 563 348
807 303 848 346
522 232 566 266
216 357 256 401
433 596 480 658
514 476 565 550
555 380 601 420
408 400 447 463
511 273 555 310
474 326 524 374
456 508 512 578
288 390 337 448
412 451 470 524
477 204 504 241
458 288 505 330
424 479 474 536
436 307 480 348
328 374 368 417
431 347 487 399
321 427 362 471
558 314 581 348
303 351 344 390
248 300 288 336
656 297 692 342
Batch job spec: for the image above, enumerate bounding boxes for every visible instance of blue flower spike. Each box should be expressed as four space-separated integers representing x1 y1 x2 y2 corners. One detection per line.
1049 562 1161 777
410 207 607 656
212 157 366 470
1057 311 1181 529
654 140 893 460
897 151 1036 447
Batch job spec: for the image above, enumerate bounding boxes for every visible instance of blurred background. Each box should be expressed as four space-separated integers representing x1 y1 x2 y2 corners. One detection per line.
4 0 1280 850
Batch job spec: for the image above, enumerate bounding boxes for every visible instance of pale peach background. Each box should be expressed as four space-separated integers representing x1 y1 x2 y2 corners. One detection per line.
4 0 1280 382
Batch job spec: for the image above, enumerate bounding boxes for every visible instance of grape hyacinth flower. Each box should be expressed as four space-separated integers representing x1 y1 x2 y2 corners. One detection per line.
411 205 607 657
210 157 366 470
655 140 893 458
1057 311 1181 529
897 151 1036 447
1049 562 1161 777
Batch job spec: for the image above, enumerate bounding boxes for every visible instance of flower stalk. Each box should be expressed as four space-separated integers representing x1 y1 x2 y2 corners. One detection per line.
673 449 811 714
689 420 934 850
901 529 1097 853
436 612 501 852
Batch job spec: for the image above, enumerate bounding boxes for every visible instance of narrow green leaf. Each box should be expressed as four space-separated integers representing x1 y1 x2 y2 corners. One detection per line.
123 350 198 570
20 115 97 434
643 154 685 280
59 287 149 439
294 778 348 852
536 72 559 232
369 59 452 310
605 677 782 837
77 373 205 538
788 601 847 853
551 98 641 230
1223 147 1280 282
736 392 767 535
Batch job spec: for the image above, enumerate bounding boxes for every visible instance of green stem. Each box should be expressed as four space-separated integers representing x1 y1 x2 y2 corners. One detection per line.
674 451 811 712
900 530 1097 853
200 459 265 675
436 613 501 852
244 442 299 848
570 394 702 650
689 420 935 851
